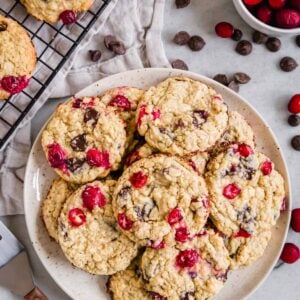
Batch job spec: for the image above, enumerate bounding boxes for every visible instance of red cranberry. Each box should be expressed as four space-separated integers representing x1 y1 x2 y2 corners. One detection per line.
223 183 241 199
291 208 300 232
108 95 131 111
151 108 161 120
125 150 141 166
288 94 300 114
86 149 111 169
129 171 148 188
261 161 273 175
117 213 133 230
148 240 165 249
275 9 300 29
47 143 66 168
256 6 273 24
175 249 200 268
215 22 234 38
68 208 86 227
175 227 190 242
82 185 107 210
149 292 166 300
290 0 300 10
237 144 254 157
268 0 286 9
0 75 29 94
233 229 252 238
137 104 148 126
59 10 77 25
280 243 300 264
243 0 263 5
167 208 183 225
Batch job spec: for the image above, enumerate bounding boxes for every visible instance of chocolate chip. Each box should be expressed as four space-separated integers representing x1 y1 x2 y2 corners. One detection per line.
228 81 240 92
159 127 168 134
234 72 251 84
296 35 300 47
104 35 117 50
252 31 268 44
291 135 300 150
232 29 243 41
0 22 7 32
173 31 190 45
175 0 190 9
89 50 101 62
213 74 229 86
111 41 126 55
188 35 206 51
118 186 131 198
84 107 99 125
288 115 300 127
70 134 87 152
244 167 256 180
192 110 208 128
171 59 188 70
235 40 252 56
265 37 281 52
280 57 298 72
65 158 85 172
174 118 185 129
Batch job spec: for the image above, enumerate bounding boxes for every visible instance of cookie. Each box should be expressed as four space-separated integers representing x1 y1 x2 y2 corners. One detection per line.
140 229 230 300
20 0 93 23
113 154 210 247
0 15 36 100
41 96 127 184
42 178 78 242
136 77 228 155
58 180 138 275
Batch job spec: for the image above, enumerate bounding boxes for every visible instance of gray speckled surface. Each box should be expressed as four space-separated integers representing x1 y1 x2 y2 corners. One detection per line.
1 0 299 299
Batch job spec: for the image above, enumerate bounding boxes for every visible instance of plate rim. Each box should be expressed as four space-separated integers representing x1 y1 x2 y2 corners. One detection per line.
24 67 292 299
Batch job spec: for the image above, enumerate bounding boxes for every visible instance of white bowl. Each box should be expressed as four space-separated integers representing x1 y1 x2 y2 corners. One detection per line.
233 0 300 36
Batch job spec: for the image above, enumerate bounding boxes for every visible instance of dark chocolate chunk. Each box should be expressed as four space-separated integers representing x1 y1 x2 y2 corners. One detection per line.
291 135 300 151
188 35 206 51
175 0 190 9
235 40 252 56
0 22 7 32
70 134 87 152
265 37 281 52
232 29 243 41
288 114 300 127
213 74 229 86
234 72 251 84
89 50 101 62
173 31 190 45
252 31 268 44
228 81 240 93
84 107 99 125
65 158 85 172
171 59 188 70
280 57 298 72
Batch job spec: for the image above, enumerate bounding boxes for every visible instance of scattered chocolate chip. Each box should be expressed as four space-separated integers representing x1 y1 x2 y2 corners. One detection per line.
111 41 126 55
265 37 281 52
192 110 208 128
65 158 85 172
252 31 268 44
234 72 251 84
288 115 300 127
104 35 117 50
70 134 87 152
84 107 99 125
118 186 131 198
89 50 101 62
175 0 190 9
159 127 168 134
279 57 298 72
171 59 188 70
173 31 190 45
0 22 7 32
296 35 300 47
188 35 206 51
228 81 240 92
235 40 252 56
291 135 300 150
232 29 243 41
213 74 229 86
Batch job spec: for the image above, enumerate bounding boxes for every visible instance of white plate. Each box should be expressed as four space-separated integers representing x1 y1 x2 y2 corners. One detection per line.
24 68 291 300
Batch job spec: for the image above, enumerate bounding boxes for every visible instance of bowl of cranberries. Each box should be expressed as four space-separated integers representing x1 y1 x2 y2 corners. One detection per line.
233 0 300 35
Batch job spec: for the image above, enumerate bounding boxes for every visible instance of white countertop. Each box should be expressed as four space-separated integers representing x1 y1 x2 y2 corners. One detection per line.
1 0 300 299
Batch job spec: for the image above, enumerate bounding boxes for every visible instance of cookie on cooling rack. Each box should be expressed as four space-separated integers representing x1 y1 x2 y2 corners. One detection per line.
20 0 94 23
0 15 36 100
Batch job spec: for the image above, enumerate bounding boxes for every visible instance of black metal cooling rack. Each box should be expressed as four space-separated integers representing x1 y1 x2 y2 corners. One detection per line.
0 0 112 150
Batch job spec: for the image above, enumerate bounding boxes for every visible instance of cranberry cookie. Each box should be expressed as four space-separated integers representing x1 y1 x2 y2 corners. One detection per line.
0 15 36 100
136 77 228 155
41 96 127 183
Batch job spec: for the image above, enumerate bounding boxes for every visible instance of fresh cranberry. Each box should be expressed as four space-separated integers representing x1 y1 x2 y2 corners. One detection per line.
261 161 273 175
281 197 287 211
129 171 148 188
148 240 165 249
86 149 111 169
233 229 252 238
290 0 300 10
152 108 161 120
47 143 66 168
82 185 107 210
175 249 200 268
125 150 140 166
280 243 300 264
59 10 77 25
243 0 263 5
167 208 183 225
215 22 234 38
68 208 86 227
137 104 148 126
223 183 241 199
149 292 166 300
256 6 273 24
175 227 189 243
108 95 131 111
117 213 133 230
291 208 300 232
268 0 286 9
275 9 300 29
288 94 300 114
237 144 254 157
0 75 29 94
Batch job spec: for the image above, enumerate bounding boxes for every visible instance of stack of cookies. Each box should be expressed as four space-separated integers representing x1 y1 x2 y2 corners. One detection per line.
41 77 286 300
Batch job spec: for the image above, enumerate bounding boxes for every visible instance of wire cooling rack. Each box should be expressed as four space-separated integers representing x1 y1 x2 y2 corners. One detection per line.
0 0 111 150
